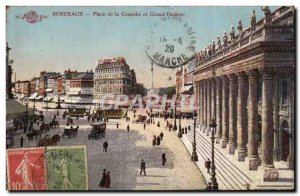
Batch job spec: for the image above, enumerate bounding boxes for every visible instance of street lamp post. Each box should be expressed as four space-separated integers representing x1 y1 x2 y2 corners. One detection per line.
208 119 218 190
191 111 198 162
173 104 177 131
178 112 182 138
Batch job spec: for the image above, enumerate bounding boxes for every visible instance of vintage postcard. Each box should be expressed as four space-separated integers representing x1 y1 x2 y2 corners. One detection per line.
6 6 295 191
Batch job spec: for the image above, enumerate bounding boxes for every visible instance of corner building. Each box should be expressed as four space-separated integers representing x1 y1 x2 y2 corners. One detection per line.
93 57 136 108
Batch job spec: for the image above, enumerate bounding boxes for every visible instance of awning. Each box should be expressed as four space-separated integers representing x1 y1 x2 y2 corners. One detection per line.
36 96 43 100
182 85 193 92
44 97 54 102
68 91 80 95
45 88 54 93
28 93 38 100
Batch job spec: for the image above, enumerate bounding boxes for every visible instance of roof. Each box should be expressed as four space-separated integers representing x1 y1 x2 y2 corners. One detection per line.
78 73 94 79
6 99 33 120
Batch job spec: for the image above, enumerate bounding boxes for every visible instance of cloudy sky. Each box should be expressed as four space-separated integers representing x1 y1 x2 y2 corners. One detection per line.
6 6 275 88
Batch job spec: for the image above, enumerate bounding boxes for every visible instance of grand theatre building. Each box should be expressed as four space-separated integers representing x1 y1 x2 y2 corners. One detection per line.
193 6 295 181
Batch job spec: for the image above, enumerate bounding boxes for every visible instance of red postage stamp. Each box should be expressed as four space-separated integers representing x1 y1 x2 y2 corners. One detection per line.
7 148 47 191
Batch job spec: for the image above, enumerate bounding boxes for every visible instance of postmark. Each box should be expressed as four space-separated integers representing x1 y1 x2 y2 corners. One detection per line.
45 145 88 190
145 15 197 69
7 148 47 191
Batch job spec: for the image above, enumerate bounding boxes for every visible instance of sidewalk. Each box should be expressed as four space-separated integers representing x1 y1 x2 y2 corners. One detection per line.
178 120 294 190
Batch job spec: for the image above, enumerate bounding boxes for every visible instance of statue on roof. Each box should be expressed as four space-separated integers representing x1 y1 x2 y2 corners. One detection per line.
251 10 256 31
261 6 272 24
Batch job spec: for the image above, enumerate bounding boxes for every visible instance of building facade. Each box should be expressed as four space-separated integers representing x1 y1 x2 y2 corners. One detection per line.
94 57 136 107
15 80 31 97
193 6 295 181
65 71 94 104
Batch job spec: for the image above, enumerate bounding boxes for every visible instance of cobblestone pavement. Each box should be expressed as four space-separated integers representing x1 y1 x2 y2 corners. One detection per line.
10 104 207 190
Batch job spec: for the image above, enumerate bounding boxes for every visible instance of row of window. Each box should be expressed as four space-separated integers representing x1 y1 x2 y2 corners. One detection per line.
95 68 128 74
94 87 127 94
94 74 132 79
94 80 130 85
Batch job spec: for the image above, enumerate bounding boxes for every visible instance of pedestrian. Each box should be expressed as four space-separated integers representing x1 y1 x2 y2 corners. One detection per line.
20 136 24 147
77 114 79 120
104 171 111 188
185 127 187 134
140 159 146 176
160 132 164 141
162 152 167 166
117 122 119 129
157 121 160 127
143 123 146 130
103 141 108 152
127 124 130 133
205 158 211 174
156 136 161 145
99 169 106 187
152 136 156 146
188 125 191 131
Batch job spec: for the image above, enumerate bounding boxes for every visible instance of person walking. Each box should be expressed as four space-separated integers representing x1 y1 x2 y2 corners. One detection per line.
205 158 211 174
104 171 111 188
157 121 160 127
152 136 156 146
116 122 119 129
127 124 130 133
20 136 24 148
156 136 161 145
99 169 106 187
143 123 146 130
103 141 108 152
160 132 164 141
162 152 167 166
140 159 146 176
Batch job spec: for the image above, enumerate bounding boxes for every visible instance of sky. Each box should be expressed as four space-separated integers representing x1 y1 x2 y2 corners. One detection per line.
6 6 276 88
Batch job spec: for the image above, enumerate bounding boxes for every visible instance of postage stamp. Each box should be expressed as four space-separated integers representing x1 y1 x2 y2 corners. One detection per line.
7 148 47 191
45 145 88 190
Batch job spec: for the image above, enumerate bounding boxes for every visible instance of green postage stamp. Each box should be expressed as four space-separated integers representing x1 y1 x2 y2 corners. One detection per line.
45 146 88 190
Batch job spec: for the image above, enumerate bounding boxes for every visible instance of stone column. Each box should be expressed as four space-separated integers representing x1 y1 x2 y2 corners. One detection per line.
211 79 216 122
228 74 238 154
202 80 207 131
221 76 229 148
206 79 211 131
260 68 278 182
273 72 280 161
287 69 295 170
198 82 202 126
247 69 259 170
237 72 248 161
215 77 222 144
209 79 216 136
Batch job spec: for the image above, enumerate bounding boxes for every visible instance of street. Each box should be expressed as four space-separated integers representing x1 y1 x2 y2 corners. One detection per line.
12 103 207 190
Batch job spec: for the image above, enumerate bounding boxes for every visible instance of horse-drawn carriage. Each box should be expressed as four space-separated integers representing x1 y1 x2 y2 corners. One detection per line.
88 122 106 140
26 128 42 140
63 125 79 138
37 134 61 147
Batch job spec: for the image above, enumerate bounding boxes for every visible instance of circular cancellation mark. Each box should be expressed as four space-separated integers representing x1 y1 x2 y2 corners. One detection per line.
145 15 197 69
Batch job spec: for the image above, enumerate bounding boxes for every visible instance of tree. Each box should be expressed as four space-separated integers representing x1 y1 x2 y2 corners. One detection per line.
166 86 176 98
128 83 146 97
